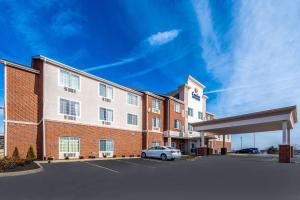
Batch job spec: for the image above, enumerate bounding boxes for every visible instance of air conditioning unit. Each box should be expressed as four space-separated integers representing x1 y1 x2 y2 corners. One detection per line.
153 127 160 131
102 152 112 157
101 121 111 125
64 153 76 158
102 97 111 102
64 115 76 120
64 87 76 94
152 108 160 114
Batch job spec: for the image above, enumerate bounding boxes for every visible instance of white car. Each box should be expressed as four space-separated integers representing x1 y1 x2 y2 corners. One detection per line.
141 146 181 161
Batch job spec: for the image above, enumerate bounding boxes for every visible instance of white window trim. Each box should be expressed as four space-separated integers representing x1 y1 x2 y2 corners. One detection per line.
98 82 114 101
126 112 138 126
99 139 114 151
57 96 81 118
152 98 161 113
174 119 181 130
188 107 194 117
57 68 81 91
58 137 80 159
127 92 139 106
174 102 181 113
152 116 161 131
98 106 115 123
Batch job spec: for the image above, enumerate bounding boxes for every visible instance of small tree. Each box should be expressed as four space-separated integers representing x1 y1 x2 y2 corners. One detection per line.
26 146 35 160
12 147 20 159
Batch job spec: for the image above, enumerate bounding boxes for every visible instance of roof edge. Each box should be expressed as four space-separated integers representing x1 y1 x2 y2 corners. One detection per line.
0 59 40 74
33 55 143 96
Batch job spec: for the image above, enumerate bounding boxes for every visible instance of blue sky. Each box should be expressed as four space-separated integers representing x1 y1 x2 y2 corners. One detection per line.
0 0 300 150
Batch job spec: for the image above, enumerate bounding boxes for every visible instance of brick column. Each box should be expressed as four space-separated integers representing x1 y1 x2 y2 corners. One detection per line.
279 145 291 163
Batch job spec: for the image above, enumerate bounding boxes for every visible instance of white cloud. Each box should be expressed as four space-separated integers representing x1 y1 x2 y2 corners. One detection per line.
147 29 181 46
193 0 300 149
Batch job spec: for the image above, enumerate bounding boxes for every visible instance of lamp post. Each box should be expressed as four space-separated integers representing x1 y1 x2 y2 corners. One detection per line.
253 133 256 148
240 136 243 149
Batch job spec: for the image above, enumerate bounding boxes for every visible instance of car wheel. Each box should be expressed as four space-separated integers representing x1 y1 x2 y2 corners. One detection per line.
141 152 147 158
161 154 167 161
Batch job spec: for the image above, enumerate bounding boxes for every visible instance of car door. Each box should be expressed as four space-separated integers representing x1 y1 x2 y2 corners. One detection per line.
152 146 162 158
146 147 155 157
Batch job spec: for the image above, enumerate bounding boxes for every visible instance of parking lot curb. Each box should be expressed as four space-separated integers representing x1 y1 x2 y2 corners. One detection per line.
36 157 140 164
0 162 44 177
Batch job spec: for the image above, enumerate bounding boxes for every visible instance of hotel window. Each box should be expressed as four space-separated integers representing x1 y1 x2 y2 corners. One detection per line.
174 120 181 129
100 139 114 152
99 83 113 99
174 102 180 113
127 113 138 125
152 117 160 130
198 112 203 120
59 69 80 90
188 123 193 132
99 107 113 122
128 93 138 106
152 98 161 112
188 107 193 117
59 98 80 117
59 137 80 154
152 141 160 147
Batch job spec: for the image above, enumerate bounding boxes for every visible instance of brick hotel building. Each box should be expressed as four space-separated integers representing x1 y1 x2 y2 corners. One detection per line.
1 56 231 159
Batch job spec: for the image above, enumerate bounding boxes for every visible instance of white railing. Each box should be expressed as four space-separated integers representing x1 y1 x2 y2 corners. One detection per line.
163 131 184 138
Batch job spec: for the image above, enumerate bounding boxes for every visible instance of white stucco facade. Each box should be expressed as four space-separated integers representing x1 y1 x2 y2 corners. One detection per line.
43 62 143 132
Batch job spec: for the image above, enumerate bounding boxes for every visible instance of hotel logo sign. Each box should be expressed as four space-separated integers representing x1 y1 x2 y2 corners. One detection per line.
192 88 201 101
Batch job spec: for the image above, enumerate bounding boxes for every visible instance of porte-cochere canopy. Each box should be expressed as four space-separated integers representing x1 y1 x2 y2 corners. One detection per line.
192 106 297 135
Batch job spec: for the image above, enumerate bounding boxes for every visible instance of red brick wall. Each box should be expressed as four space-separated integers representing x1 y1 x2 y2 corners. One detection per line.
5 65 42 158
210 140 232 153
45 121 143 159
142 132 164 149
168 99 185 131
146 95 164 131
6 66 39 122
6 123 38 158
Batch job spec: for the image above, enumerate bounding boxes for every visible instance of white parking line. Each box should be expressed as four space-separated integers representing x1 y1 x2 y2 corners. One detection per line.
84 162 120 173
116 160 156 168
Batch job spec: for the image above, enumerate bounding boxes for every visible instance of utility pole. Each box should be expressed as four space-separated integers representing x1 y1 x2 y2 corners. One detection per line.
253 133 256 148
240 136 243 149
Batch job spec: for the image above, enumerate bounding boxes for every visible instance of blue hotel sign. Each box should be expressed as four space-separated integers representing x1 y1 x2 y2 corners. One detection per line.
192 88 201 101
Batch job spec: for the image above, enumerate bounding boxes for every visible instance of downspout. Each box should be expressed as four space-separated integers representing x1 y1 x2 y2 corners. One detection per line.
41 57 46 160
4 62 8 157
145 94 148 149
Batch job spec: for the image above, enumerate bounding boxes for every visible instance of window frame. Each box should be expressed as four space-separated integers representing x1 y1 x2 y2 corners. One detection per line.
127 113 138 126
58 69 81 91
99 107 114 123
58 97 81 118
174 102 180 113
59 136 80 153
152 98 161 113
188 123 193 132
152 116 161 130
198 111 203 120
188 107 194 117
99 139 114 152
127 92 139 106
98 83 114 100
174 119 181 129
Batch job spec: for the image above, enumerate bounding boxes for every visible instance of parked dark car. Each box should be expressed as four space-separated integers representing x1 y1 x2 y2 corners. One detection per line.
235 148 260 154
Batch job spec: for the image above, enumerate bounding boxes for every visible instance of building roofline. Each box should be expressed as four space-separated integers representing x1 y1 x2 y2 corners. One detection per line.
33 55 143 96
0 59 40 74
187 75 206 89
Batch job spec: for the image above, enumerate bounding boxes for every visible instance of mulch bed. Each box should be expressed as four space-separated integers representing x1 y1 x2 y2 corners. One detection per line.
3 162 39 173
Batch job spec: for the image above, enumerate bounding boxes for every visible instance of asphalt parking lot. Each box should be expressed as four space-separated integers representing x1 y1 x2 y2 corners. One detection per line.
1 156 300 200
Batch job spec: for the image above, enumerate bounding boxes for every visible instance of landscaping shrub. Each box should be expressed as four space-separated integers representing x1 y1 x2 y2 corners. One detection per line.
79 156 84 159
26 146 36 160
267 146 279 154
65 156 69 160
88 155 96 159
0 158 33 172
12 147 20 159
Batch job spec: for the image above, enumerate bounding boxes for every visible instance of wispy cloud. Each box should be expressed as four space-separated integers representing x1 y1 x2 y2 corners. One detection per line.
51 9 86 38
83 29 181 72
193 0 300 149
147 29 181 46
